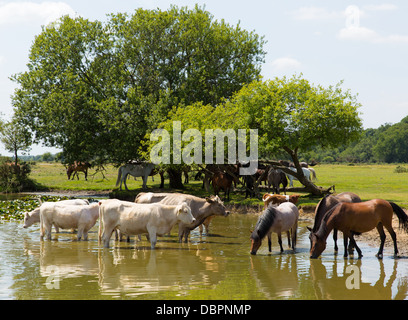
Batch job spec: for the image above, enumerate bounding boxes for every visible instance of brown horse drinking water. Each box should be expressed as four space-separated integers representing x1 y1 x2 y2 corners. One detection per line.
307 192 361 256
310 199 408 259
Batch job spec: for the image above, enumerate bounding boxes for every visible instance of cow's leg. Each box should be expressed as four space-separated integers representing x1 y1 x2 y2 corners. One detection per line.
102 227 114 248
147 226 157 249
77 228 83 241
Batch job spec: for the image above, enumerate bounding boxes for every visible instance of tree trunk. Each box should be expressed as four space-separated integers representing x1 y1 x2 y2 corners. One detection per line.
261 147 334 196
167 168 184 189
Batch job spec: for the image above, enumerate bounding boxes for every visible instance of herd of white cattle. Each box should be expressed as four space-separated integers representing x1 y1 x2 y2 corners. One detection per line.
22 193 230 249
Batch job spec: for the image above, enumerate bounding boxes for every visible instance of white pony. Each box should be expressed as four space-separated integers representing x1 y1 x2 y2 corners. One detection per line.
286 167 314 187
116 163 155 190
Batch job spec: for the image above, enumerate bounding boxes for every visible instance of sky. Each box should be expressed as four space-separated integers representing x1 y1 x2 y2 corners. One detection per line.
0 0 407 156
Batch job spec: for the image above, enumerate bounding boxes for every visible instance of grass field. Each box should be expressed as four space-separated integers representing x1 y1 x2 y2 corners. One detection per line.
28 162 408 208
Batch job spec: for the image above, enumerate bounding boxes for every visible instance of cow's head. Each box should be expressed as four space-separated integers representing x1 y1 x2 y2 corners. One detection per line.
205 195 230 217
177 202 196 225
22 209 39 228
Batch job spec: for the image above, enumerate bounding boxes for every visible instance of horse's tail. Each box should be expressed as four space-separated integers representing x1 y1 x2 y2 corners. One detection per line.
389 202 408 233
115 166 122 187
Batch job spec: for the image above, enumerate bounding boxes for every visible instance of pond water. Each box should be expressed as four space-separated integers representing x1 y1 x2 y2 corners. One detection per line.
1 213 408 300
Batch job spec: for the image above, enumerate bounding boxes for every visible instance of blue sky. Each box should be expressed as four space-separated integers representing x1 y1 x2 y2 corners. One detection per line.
1 0 407 155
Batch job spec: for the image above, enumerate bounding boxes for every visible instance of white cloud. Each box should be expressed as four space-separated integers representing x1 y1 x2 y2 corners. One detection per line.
270 57 301 72
338 26 408 44
291 6 343 21
363 4 397 12
0 1 75 26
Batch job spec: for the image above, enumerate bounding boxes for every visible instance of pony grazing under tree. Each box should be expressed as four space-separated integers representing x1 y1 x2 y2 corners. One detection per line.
250 202 299 255
310 199 408 259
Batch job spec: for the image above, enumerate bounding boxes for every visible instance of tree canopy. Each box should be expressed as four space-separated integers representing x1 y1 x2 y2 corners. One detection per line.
11 5 266 165
147 76 362 194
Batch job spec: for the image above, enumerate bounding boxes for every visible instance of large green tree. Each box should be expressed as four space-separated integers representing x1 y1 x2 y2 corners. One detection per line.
11 5 265 168
153 76 363 195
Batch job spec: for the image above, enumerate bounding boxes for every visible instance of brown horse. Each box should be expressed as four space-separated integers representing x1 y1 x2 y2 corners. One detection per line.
308 192 361 255
310 199 408 259
262 193 300 208
212 171 234 201
66 161 92 180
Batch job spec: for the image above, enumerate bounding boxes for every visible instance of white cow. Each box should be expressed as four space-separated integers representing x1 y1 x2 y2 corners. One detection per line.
98 199 195 249
40 202 99 241
23 199 89 229
115 163 155 190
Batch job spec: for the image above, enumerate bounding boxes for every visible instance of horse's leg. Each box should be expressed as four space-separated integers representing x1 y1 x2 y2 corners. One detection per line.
333 228 338 252
348 232 363 259
343 232 348 258
384 223 399 257
375 223 387 259
124 174 129 191
277 233 284 252
292 221 297 250
267 232 272 252
84 169 88 181
286 230 291 248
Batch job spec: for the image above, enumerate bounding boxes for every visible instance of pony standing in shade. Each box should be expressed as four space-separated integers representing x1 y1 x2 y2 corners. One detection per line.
250 202 299 255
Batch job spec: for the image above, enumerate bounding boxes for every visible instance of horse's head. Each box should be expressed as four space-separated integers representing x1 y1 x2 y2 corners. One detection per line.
309 232 326 259
250 230 262 255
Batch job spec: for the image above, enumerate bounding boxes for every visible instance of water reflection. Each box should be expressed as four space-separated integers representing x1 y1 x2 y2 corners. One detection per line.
1 216 408 299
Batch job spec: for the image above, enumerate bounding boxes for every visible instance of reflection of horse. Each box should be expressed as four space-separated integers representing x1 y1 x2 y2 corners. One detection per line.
66 161 92 180
250 202 299 255
310 198 408 259
307 192 361 256
267 168 288 194
116 163 155 190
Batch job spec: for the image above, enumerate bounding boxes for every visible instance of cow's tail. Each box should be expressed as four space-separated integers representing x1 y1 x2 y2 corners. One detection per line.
389 202 408 233
115 166 122 187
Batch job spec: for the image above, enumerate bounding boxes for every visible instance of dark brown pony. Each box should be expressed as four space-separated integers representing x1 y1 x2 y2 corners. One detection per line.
308 192 361 255
267 168 288 194
212 171 234 201
310 199 408 259
67 161 92 180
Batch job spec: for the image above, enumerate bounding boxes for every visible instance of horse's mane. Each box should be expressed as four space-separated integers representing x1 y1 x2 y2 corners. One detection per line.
315 202 341 238
251 206 277 241
313 195 330 232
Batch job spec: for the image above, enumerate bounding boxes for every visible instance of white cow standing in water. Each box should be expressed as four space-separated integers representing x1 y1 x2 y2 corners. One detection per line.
40 202 99 241
98 199 195 249
23 199 89 230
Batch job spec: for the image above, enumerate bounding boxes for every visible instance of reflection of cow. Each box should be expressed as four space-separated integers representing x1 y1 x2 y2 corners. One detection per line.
66 161 92 180
115 163 155 190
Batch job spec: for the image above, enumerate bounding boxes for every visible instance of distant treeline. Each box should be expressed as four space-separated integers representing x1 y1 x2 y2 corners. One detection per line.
301 115 408 164
3 115 408 165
